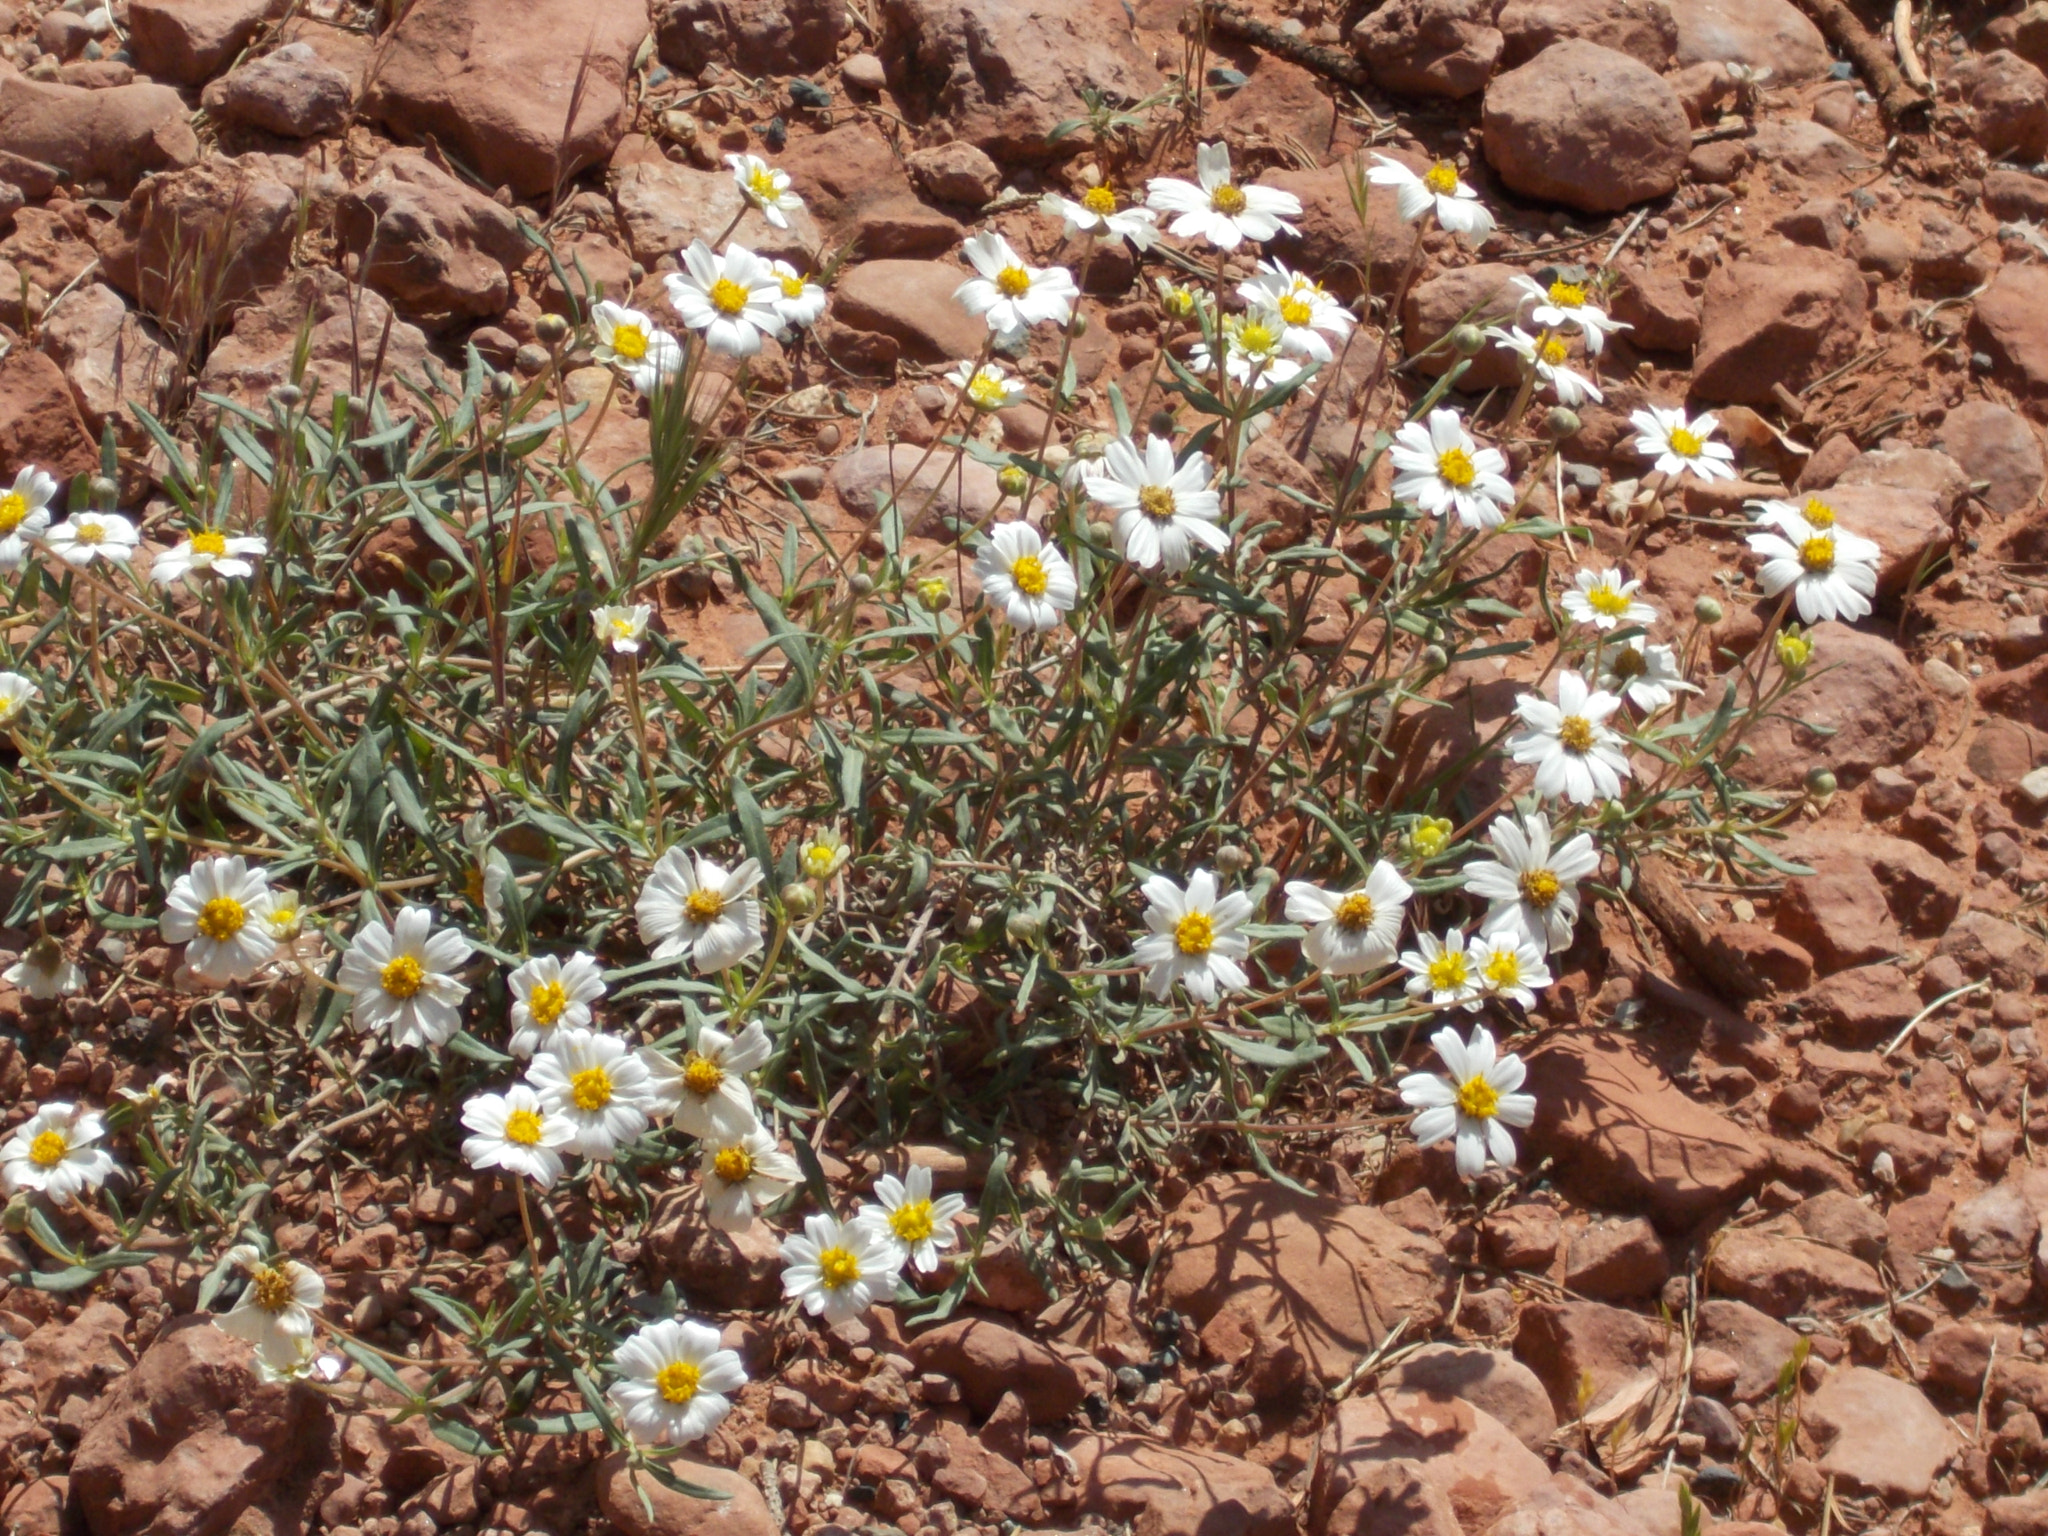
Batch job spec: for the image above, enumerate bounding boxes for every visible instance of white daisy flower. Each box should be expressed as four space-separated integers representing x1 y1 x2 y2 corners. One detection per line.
1399 1023 1537 1179
1462 812 1600 954
1188 309 1308 389
856 1163 968 1274
728 153 803 228
948 360 1028 413
798 828 850 881
460 1084 577 1189
1506 670 1632 806
1284 860 1413 976
665 240 784 358
1145 140 1302 250
1752 494 1844 538
1473 930 1551 1009
593 602 652 654
1559 567 1657 631
1512 274 1629 355
42 510 139 565
335 905 474 1050
1388 408 1515 529
0 466 56 569
1365 153 1494 239
526 1027 655 1161
160 855 277 984
1237 260 1353 362
1596 637 1699 714
1131 868 1254 1004
608 1318 748 1448
636 849 765 972
216 1243 324 1372
973 522 1078 632
1630 406 1736 483
3 937 84 999
0 671 39 725
1487 326 1603 405
780 1212 904 1324
641 1020 773 1139
590 301 683 394
152 528 268 586
767 259 828 331
1399 928 1485 1012
1746 507 1881 625
507 951 606 1058
954 232 1077 344
1085 435 1228 576
698 1122 801 1232
1 1103 116 1202
1040 184 1158 248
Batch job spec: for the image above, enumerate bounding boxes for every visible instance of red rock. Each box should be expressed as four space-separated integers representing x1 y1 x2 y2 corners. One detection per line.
1483 1474 1658 1536
596 1450 776 1536
1792 1190 1889 1263
1738 622 1939 788
1953 1181 2044 1265
127 0 275 85
906 141 1002 206
831 443 1001 533
1937 908 2048 990
1353 0 1502 98
201 42 353 137
1523 1032 1768 1230
1956 50 2048 159
773 119 958 258
1514 1300 1682 1418
1706 1225 1887 1315
1386 1345 1559 1453
1403 263 1528 390
0 348 97 482
1974 264 2048 412
1311 1390 1550 1536
1480 40 1687 212
336 151 528 328
1692 247 1867 405
1696 1299 1802 1403
831 258 989 365
363 0 649 196
611 157 821 269
1671 0 1830 80
1800 963 1918 1047
905 1318 1083 1422
0 75 198 192
1496 0 1675 67
36 282 177 458
924 1414 1042 1521
197 268 437 419
1264 159 1421 300
656 0 846 75
1565 1217 1670 1301
1861 1122 1955 1190
0 1480 65 1536
103 154 302 325
1610 261 1701 351
22 1301 130 1407
1060 1432 1294 1536
1805 1364 1958 1502
1988 1491 2048 1536
1924 1321 2016 1396
1483 1203 1561 1271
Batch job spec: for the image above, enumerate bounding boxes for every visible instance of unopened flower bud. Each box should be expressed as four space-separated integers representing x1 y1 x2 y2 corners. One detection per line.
1215 845 1253 874
534 313 570 347
1776 627 1814 674
1449 323 1486 357
1087 520 1113 545
1148 409 1178 438
780 882 818 918
1005 910 1043 946
996 465 1029 498
267 384 303 412
1693 594 1725 625
847 572 876 597
1419 643 1448 673
1 1195 27 1234
1597 799 1630 830
492 371 517 399
89 475 118 507
1067 311 1090 338
426 558 454 587
1544 406 1581 439
916 576 951 611
1804 767 1837 799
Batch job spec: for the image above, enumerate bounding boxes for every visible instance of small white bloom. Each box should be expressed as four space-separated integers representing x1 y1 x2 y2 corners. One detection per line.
698 1122 801 1232
954 232 1077 344
1366 153 1494 239
665 240 784 358
216 1242 326 1372
1388 408 1515 529
593 602 653 654
798 828 850 881
1189 309 1308 389
636 849 765 972
3 937 84 999
1 1103 116 1203
1399 928 1485 1012
526 1027 655 1161
728 153 803 228
948 360 1028 413
1507 670 1632 806
460 1084 577 1188
1085 435 1227 576
1040 183 1158 247
1145 141 1302 250
766 259 828 330
608 1318 748 1447
152 528 267 586
590 301 683 394
1630 406 1736 483
1237 259 1353 362
1462 812 1600 954
0 671 39 725
1596 636 1699 714
262 890 304 942
856 1163 969 1274
1399 1023 1537 1178
780 1212 904 1324
973 521 1078 632
1512 274 1629 355
1472 929 1553 1009
1130 868 1254 1004
641 1020 773 1138
1488 326 1603 406
507 951 606 1058
1284 860 1413 976
160 855 278 984
1560 567 1657 632
42 510 140 566
1746 502 1881 625
335 905 474 1049
0 466 56 569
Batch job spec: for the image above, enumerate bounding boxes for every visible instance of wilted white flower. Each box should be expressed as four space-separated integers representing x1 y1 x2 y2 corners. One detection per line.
1597 636 1699 714
728 153 803 228
4 937 85 999
593 603 652 654
152 528 267 586
1470 929 1552 1009
1399 1023 1537 1178
642 1020 773 1138
160 855 278 984
1631 406 1736 483
1388 408 1514 529
1462 813 1599 954
948 360 1028 413
0 466 56 570
973 521 1078 633
460 1084 577 1188
262 891 304 942
1040 183 1158 247
699 1123 801 1232
1283 861 1413 976
1746 503 1881 625
636 849 765 972
216 1242 325 1372
608 1318 748 1447
1145 141 1302 250
781 1212 904 1324
591 301 683 394
526 1027 656 1161
1085 435 1227 576
954 232 1077 343
1560 567 1656 632
665 240 784 358
1366 154 1494 239
1131 869 1253 1004
767 259 827 330
336 906 474 1050
507 951 606 1057
1506 670 1631 806
2 1103 116 1202
1488 326 1603 406
0 672 39 725
42 510 139 566
798 828 850 881
856 1163 970 1274
1399 928 1485 1012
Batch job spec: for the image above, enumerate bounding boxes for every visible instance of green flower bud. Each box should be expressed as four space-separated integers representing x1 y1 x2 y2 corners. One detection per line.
1804 767 1838 799
996 465 1030 498
847 572 876 596
1544 406 1581 439
1215 846 1253 874
534 314 570 347
781 882 819 918
1693 594 1725 625
1005 910 1043 945
1449 323 1486 357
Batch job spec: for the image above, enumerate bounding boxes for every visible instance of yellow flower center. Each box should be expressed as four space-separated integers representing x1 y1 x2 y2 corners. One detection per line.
1483 949 1524 991
1423 161 1461 195
1456 1073 1500 1118
503 1108 544 1146
611 615 638 639
656 1359 701 1404
995 265 1033 298
527 978 569 1027
1802 497 1835 528
1139 484 1178 521
1519 868 1561 908
1427 950 1470 991
746 165 781 203
1539 335 1569 366
196 895 247 941
1587 584 1632 617
1799 534 1836 573
267 904 300 936
1436 447 1476 488
966 371 1010 410
802 843 838 878
1557 715 1595 753
890 1199 937 1245
779 273 806 298
684 888 725 924
1548 280 1587 308
1235 321 1277 354
1010 552 1049 596
1082 185 1119 215
191 531 228 557
380 954 425 998
250 1264 297 1313
611 323 649 361
817 1245 862 1289
1279 294 1314 326
1174 910 1215 956
0 494 25 534
1210 183 1248 216
75 520 105 545
713 1144 755 1183
570 1065 613 1111
1667 427 1702 459
1334 892 1376 930
708 277 751 315
682 1053 724 1097
28 1129 68 1167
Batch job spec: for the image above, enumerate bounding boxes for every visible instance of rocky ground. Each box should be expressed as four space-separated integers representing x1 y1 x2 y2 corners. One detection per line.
4 0 2048 1534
